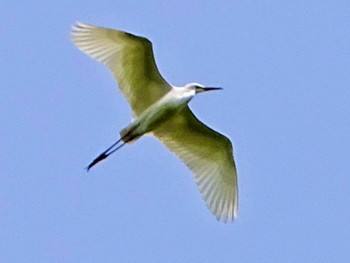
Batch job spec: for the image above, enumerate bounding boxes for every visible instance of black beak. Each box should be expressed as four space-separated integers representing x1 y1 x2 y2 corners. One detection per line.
203 87 222 91
197 87 222 93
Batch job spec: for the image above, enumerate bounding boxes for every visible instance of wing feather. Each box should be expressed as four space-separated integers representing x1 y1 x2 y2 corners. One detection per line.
153 106 238 222
71 22 171 116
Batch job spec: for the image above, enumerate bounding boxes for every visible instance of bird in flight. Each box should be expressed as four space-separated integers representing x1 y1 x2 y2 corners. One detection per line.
71 22 238 222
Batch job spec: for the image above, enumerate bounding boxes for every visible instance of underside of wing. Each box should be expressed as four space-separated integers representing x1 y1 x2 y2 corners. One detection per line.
153 106 238 222
71 22 171 116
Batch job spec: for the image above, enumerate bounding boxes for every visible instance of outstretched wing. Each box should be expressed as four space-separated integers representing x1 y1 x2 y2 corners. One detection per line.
71 22 171 116
153 106 238 222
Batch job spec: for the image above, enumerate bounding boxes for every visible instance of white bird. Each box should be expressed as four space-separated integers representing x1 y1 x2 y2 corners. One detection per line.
71 22 238 222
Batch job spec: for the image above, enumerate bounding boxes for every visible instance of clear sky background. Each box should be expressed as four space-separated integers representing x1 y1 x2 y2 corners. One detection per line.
1 1 350 262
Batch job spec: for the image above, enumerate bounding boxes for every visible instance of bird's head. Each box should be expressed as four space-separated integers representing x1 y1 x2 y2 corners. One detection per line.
184 82 222 94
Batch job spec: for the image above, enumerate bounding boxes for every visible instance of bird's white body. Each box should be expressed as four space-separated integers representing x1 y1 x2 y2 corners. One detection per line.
121 85 195 142
72 22 238 222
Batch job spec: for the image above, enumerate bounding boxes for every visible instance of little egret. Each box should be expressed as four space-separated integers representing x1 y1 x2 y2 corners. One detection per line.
71 22 238 222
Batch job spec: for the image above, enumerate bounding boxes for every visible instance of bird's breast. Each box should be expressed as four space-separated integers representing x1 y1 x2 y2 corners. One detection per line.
134 96 188 134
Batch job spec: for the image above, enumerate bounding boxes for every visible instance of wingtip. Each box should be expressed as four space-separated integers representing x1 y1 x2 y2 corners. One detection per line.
213 192 238 223
73 21 88 28
71 22 95 44
71 21 81 30
71 22 82 36
71 21 95 33
215 211 238 223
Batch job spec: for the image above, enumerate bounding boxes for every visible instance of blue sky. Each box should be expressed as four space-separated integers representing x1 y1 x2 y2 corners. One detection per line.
1 1 350 262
